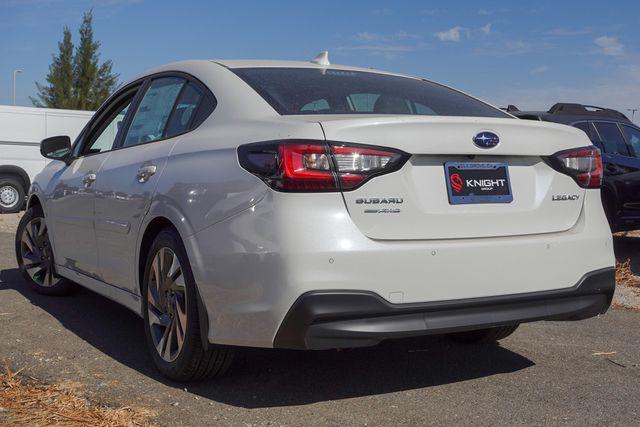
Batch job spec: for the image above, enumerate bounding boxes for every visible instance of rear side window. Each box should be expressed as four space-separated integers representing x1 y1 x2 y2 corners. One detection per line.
593 122 630 156
191 95 215 128
233 67 509 118
163 83 204 138
123 77 185 147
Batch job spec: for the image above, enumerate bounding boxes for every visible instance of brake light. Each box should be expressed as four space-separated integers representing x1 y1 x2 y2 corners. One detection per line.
546 146 602 188
238 140 409 192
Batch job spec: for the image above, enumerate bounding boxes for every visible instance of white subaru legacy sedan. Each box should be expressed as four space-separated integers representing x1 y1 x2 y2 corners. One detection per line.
16 54 616 380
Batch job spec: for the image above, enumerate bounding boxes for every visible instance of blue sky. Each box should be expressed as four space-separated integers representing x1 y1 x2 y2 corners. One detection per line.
2 0 639 121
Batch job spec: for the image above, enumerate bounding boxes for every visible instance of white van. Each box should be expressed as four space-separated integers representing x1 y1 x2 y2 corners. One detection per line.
0 105 93 213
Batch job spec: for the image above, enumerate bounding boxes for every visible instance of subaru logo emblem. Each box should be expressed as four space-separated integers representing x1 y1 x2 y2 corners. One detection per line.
473 131 500 148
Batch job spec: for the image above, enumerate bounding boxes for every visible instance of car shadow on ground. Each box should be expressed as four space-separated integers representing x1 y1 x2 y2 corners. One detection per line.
0 267 534 409
613 233 640 274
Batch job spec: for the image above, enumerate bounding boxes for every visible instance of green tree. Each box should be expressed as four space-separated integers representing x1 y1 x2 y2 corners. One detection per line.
31 26 75 108
31 11 118 110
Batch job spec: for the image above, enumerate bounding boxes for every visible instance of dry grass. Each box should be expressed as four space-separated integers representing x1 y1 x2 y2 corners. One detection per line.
0 365 155 426
615 259 640 288
613 230 640 238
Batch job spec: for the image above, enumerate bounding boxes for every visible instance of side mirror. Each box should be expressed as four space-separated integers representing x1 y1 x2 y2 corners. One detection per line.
40 136 72 163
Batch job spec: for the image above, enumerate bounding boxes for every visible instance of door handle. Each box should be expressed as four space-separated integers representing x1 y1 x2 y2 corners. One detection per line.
136 164 157 183
82 173 97 187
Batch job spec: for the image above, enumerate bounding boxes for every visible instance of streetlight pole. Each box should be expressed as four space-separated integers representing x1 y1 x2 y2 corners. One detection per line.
13 69 23 106
628 108 638 123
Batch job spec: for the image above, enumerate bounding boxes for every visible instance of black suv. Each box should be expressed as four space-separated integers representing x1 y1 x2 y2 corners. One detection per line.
507 103 640 232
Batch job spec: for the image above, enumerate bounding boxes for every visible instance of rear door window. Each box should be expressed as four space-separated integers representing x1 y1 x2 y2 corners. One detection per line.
593 122 630 156
622 125 640 158
122 77 185 147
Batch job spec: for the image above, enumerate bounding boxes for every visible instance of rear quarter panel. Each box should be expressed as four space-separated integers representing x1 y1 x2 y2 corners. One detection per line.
148 117 326 237
139 116 326 302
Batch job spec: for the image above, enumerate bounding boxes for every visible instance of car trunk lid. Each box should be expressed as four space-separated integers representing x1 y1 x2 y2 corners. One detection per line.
313 115 589 240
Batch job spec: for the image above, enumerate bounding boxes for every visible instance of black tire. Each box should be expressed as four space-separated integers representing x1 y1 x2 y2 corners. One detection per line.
447 325 519 345
142 227 234 381
15 206 76 296
0 175 25 213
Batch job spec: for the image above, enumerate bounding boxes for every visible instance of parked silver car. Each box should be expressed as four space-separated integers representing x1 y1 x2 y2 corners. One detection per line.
16 56 615 380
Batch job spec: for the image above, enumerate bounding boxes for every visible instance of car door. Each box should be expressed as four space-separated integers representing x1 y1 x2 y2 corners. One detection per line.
591 121 640 217
47 87 138 276
618 124 640 213
94 75 207 292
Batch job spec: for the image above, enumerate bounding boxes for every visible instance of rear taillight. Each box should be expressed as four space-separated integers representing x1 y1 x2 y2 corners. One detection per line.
546 146 602 188
238 140 409 192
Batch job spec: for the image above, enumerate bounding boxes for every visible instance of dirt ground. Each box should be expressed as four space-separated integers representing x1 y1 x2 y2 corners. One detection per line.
0 213 21 233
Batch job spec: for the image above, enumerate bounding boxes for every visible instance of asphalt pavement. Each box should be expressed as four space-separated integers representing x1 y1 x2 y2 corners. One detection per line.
1 228 639 426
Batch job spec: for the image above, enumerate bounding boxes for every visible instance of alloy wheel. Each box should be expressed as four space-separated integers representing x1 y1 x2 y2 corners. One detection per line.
147 247 188 362
19 217 60 287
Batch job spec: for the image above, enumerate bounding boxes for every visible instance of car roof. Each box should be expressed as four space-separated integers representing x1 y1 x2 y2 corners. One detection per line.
126 58 511 122
513 112 635 126
211 59 420 80
509 103 634 126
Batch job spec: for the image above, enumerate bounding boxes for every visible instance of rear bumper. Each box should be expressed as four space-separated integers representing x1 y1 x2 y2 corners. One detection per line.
274 267 615 350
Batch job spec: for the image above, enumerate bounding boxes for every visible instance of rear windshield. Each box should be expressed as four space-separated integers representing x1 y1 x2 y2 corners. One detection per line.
232 67 509 118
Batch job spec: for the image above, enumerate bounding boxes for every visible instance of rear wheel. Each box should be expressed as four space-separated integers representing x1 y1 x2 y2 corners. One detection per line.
142 228 234 381
447 325 519 345
0 176 25 213
15 207 76 295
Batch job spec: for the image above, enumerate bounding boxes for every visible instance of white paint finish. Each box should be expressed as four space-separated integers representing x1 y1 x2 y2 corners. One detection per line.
389 292 404 303
129 61 279 121
312 115 592 240
310 51 330 66
214 59 415 78
27 61 614 352
343 155 584 240
152 115 325 237
47 153 111 275
187 189 613 348
57 265 142 316
315 115 588 156
94 137 177 291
